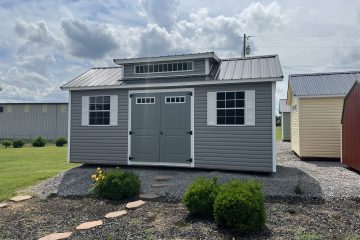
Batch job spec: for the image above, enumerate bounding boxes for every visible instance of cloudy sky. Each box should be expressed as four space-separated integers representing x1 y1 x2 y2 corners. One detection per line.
1 0 360 110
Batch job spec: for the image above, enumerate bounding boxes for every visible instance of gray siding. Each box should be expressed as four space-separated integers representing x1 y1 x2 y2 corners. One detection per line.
123 59 205 79
282 112 291 141
70 90 128 164
0 104 68 139
194 82 273 171
69 82 273 171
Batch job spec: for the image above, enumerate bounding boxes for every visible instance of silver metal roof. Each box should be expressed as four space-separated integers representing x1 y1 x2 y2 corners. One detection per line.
114 52 220 64
289 71 360 97
279 99 290 113
61 67 123 89
216 55 283 80
62 54 283 89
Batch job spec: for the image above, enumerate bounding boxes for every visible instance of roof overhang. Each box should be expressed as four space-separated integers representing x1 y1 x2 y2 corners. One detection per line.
62 77 283 91
294 94 346 98
114 52 220 65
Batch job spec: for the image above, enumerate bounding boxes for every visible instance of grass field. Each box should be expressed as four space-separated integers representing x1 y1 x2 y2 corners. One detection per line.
0 146 78 201
276 126 281 141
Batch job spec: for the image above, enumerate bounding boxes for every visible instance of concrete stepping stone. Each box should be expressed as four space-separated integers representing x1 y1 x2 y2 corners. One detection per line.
155 175 172 181
10 195 32 202
105 210 127 219
75 220 103 230
139 193 160 201
126 200 145 209
38 232 72 240
0 203 8 208
151 183 169 187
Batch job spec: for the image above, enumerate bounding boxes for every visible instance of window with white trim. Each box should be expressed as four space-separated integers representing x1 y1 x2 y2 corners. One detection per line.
136 97 155 104
216 91 245 125
165 96 185 104
89 96 110 125
134 61 193 74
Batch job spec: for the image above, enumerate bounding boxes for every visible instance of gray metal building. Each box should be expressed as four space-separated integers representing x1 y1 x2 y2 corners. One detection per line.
62 52 283 172
0 103 68 140
279 99 291 141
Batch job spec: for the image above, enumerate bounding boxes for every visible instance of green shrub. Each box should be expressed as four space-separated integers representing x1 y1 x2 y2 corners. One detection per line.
55 137 67 147
92 167 141 200
214 179 266 232
182 177 220 217
294 184 304 195
32 136 46 147
12 139 25 148
1 140 12 148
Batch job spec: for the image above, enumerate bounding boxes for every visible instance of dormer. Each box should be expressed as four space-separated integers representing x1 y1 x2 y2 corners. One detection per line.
113 52 220 79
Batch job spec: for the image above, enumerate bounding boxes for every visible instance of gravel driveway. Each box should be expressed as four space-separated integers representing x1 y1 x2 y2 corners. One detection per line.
30 141 360 201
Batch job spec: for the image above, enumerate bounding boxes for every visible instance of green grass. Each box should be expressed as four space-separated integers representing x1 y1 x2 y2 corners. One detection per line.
276 126 281 141
0 146 78 201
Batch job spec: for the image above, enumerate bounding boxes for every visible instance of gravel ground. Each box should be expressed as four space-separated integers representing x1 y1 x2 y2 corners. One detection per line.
0 197 359 240
29 141 359 201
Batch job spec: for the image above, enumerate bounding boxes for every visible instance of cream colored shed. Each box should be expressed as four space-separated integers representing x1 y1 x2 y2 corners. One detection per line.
287 71 359 159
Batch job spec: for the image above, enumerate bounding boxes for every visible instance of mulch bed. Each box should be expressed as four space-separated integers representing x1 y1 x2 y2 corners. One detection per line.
0 197 359 240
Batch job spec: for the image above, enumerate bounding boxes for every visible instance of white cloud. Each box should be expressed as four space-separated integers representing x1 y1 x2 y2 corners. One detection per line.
61 18 119 59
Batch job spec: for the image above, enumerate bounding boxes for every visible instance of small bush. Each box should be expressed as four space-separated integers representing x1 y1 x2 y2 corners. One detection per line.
294 184 304 195
1 140 12 148
92 167 141 200
12 139 25 148
55 137 67 147
32 136 46 147
214 180 266 232
182 177 220 218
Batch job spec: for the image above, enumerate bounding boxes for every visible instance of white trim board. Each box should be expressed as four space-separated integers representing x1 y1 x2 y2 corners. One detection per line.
127 88 195 168
61 77 283 91
67 91 71 163
272 82 276 172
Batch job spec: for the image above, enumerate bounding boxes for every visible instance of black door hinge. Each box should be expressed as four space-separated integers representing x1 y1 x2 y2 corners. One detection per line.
129 94 134 98
129 156 135 160
186 158 193 162
188 91 193 96
129 131 135 135
186 131 193 135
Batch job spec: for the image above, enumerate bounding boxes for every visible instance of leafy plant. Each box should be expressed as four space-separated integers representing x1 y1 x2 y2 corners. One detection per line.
1 140 12 148
12 139 25 148
32 136 46 147
295 230 322 240
214 179 266 232
182 177 220 218
294 184 304 195
55 137 67 147
92 167 141 200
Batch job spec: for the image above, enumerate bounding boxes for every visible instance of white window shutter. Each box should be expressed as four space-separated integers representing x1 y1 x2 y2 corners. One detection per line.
207 92 217 125
81 96 89 126
110 95 118 126
245 90 255 126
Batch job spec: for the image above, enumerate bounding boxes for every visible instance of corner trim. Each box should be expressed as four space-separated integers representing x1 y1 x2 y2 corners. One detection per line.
272 82 276 172
67 91 71 163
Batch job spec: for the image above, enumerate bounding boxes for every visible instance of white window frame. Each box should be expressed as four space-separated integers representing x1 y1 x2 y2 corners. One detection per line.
215 91 246 126
134 61 194 74
136 97 155 104
88 95 111 126
165 96 186 104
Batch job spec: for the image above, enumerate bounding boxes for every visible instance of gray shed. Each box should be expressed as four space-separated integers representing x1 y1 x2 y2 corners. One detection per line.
279 99 291 141
61 52 283 172
0 102 68 140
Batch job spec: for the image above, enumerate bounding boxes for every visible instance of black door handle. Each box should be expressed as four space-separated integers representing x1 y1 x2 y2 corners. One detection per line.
160 131 163 135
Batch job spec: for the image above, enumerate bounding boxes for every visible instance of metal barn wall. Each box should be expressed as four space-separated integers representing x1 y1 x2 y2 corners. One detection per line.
342 83 360 171
69 82 274 172
0 103 68 140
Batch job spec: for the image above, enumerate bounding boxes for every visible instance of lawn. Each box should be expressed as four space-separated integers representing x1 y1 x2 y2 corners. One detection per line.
0 146 78 201
276 126 281 141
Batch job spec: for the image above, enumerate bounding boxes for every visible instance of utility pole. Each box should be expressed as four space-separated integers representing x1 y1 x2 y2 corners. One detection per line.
243 34 252 57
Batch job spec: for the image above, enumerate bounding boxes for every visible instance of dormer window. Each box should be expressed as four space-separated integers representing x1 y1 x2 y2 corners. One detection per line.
134 61 193 74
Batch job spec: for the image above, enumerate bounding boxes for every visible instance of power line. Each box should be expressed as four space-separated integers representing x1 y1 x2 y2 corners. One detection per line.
284 65 360 68
256 45 360 49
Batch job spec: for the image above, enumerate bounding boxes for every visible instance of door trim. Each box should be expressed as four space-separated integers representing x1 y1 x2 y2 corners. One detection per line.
128 88 195 168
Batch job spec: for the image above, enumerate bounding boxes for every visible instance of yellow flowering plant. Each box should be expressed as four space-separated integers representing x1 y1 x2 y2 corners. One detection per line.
91 167 105 188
